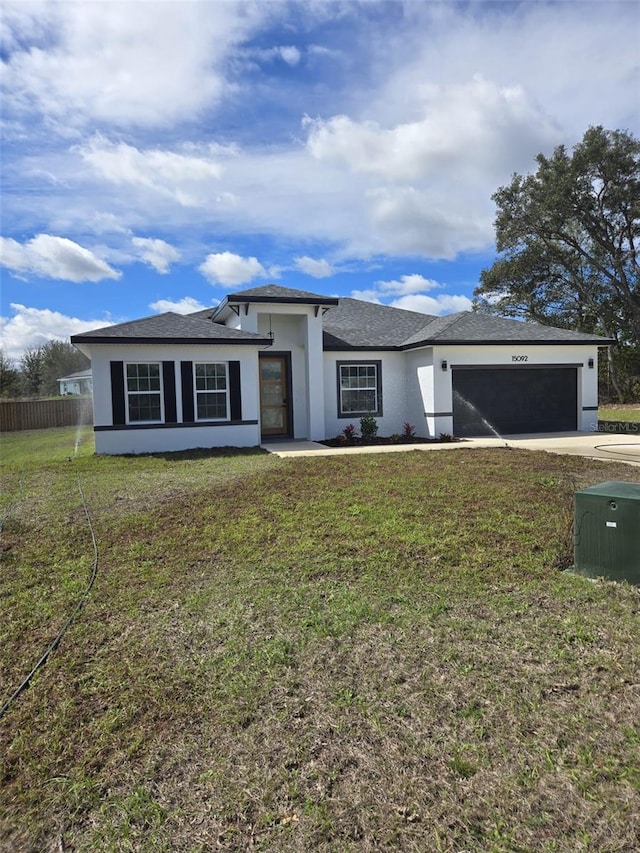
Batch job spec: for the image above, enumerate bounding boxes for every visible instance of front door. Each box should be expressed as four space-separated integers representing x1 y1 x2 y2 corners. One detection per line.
259 355 291 438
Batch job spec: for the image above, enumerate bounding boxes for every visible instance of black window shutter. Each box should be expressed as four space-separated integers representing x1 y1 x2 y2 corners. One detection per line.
229 361 242 421
110 361 126 425
181 361 194 422
163 361 177 423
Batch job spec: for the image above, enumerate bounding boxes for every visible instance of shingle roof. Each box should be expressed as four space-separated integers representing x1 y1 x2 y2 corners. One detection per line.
322 298 436 348
223 284 339 304
71 288 612 349
323 298 612 349
71 312 272 345
188 307 218 321
409 311 611 346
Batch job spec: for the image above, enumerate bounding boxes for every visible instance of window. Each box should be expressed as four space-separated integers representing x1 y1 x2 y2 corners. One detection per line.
337 361 382 417
195 363 228 420
126 363 162 422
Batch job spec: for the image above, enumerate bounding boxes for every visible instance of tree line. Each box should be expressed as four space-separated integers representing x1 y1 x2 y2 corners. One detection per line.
0 341 90 399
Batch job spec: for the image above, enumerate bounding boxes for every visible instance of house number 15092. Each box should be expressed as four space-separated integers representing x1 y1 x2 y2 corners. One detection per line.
512 355 528 362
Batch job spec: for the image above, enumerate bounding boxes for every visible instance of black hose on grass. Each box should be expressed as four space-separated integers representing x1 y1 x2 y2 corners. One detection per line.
0 474 98 719
593 442 640 463
0 472 25 534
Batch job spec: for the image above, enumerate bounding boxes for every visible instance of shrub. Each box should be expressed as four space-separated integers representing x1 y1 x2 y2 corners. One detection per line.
439 432 454 442
360 414 379 440
402 422 416 438
342 423 358 441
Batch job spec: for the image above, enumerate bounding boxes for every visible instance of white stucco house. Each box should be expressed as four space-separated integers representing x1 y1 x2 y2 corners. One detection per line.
71 284 609 455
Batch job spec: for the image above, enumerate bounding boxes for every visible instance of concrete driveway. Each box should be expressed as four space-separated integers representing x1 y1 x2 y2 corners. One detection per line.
262 432 640 466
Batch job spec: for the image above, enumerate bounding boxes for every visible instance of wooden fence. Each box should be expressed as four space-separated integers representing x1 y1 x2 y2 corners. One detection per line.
0 398 94 432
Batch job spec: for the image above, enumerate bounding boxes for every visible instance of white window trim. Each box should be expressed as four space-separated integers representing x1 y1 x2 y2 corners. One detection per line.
125 362 164 424
194 362 230 422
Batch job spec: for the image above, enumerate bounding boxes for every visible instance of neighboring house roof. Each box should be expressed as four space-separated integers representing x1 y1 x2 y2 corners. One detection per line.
57 368 92 382
71 312 272 346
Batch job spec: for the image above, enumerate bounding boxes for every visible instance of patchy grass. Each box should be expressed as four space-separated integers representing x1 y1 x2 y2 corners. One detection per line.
2 428 640 853
599 403 640 423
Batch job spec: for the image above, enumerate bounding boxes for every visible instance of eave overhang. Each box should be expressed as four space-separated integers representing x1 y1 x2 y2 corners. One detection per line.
323 338 613 352
213 293 339 322
401 337 615 349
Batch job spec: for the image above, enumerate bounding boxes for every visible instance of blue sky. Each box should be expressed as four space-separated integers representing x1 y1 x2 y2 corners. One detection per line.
1 0 639 362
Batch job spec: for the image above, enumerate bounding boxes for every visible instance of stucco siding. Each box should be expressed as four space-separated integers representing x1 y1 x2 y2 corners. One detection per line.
94 423 260 455
88 343 261 454
403 348 435 437
323 351 408 439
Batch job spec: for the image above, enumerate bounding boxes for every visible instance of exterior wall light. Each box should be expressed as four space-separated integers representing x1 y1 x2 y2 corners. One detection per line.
441 359 448 371
588 358 594 368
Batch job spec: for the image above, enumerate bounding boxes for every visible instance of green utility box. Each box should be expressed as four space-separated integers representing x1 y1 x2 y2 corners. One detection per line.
574 481 640 585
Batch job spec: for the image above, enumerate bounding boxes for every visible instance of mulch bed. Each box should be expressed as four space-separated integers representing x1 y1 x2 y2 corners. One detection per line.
320 435 461 447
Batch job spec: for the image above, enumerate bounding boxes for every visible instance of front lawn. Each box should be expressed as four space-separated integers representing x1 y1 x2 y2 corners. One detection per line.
1 428 639 852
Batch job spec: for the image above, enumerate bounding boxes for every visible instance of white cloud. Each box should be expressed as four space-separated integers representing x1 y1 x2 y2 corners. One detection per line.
362 3 638 144
78 135 226 207
391 293 472 315
2 1 637 270
149 296 214 315
350 289 382 304
305 76 560 184
1 1 266 128
198 252 268 287
294 256 334 278
131 237 180 274
0 234 121 282
276 46 301 66
250 44 302 67
351 275 471 317
86 212 130 235
0 303 114 362
366 185 493 258
374 274 441 296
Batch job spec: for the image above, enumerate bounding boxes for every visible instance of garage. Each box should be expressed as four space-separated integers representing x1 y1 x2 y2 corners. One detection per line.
452 366 578 437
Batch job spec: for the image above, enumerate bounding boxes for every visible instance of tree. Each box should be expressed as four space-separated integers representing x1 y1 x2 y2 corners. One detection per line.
0 349 21 398
18 341 89 397
20 346 45 397
474 126 640 400
40 340 90 397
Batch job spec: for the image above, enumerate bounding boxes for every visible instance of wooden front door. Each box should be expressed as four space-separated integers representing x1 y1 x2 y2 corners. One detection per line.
260 355 291 437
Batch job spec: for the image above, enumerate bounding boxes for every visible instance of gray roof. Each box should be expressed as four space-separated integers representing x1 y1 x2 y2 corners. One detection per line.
71 287 612 349
323 298 611 349
210 284 339 323
323 298 437 348
71 312 272 346
409 311 611 346
223 284 339 304
58 368 92 381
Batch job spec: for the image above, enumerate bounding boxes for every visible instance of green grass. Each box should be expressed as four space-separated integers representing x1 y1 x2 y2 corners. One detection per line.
599 403 640 422
2 427 640 852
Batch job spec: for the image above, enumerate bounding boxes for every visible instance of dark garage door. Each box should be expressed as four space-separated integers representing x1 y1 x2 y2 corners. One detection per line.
452 366 578 437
